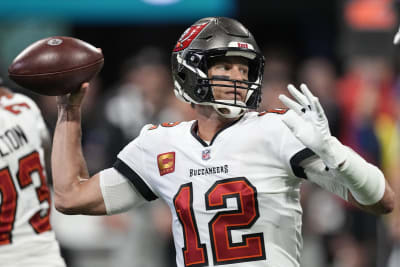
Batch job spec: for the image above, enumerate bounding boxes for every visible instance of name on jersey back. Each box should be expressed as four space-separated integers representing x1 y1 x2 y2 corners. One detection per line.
0 125 28 157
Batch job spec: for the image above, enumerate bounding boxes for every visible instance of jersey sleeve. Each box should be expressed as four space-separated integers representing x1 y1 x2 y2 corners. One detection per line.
113 124 159 202
303 157 349 200
275 116 316 179
99 167 147 215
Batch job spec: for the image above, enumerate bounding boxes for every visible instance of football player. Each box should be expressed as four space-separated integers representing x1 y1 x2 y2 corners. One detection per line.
0 79 66 266
51 17 394 267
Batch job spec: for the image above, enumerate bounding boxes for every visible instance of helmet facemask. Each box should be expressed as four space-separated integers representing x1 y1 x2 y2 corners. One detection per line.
201 74 261 118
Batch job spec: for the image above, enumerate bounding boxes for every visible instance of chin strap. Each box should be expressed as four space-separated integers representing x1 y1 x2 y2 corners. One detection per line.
212 100 246 119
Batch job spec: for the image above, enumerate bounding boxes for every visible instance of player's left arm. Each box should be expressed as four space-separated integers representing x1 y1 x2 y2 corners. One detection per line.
302 154 394 215
279 84 395 215
347 181 394 215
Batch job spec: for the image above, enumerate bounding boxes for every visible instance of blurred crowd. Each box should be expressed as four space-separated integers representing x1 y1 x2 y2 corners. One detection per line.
17 42 400 267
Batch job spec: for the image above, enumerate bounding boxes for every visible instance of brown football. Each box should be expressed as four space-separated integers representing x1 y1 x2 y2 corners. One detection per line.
8 36 104 96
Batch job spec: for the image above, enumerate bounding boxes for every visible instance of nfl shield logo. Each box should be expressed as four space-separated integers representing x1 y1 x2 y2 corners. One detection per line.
202 149 211 161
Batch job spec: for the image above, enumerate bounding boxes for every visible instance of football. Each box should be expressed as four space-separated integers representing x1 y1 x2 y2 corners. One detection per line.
8 36 104 96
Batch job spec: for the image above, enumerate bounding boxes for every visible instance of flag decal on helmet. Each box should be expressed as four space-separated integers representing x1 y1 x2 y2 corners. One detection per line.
157 152 176 176
173 22 209 52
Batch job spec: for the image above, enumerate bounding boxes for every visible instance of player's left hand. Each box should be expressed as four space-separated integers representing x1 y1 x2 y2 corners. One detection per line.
278 83 346 168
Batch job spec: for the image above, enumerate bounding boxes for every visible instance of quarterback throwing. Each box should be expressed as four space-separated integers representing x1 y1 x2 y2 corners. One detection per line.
51 17 394 267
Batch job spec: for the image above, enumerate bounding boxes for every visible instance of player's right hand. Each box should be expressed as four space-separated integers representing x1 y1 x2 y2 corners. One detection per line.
56 82 89 109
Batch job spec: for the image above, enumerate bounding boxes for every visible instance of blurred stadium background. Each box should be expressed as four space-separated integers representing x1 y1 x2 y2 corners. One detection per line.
0 0 399 267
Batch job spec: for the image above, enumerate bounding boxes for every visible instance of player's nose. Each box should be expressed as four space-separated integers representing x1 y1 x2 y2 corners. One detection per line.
230 67 244 81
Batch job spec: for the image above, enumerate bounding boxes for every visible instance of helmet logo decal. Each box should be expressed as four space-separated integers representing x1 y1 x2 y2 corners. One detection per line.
173 22 209 52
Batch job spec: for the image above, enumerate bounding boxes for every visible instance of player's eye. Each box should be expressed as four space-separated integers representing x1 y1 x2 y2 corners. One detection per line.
238 65 249 80
215 63 231 71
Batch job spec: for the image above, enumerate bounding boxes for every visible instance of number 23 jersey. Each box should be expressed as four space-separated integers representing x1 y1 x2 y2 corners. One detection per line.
115 111 311 267
0 93 65 266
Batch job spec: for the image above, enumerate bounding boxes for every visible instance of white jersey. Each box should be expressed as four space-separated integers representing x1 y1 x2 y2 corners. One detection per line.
115 110 325 267
0 93 65 267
